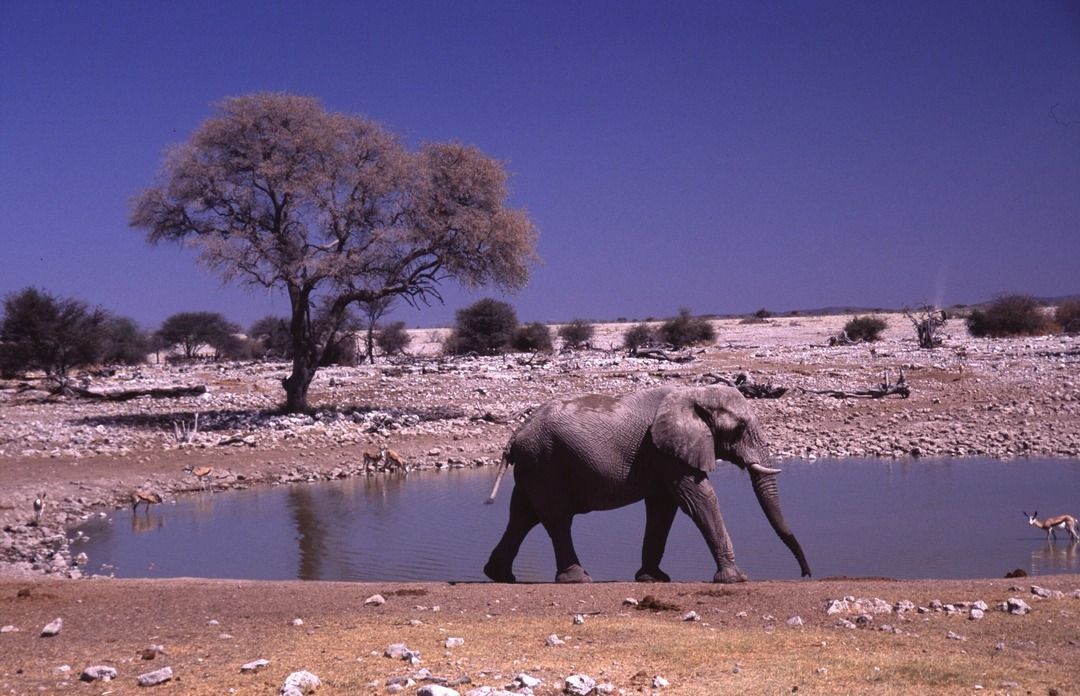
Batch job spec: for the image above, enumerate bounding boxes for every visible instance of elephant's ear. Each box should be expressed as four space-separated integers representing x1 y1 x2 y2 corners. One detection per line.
651 390 716 472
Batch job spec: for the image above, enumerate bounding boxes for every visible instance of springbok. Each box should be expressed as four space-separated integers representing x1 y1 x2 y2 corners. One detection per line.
184 465 214 492
132 491 163 512
33 492 46 526
1024 511 1080 542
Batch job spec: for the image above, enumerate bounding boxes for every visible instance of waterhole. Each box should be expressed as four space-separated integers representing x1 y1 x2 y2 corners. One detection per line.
73 458 1080 582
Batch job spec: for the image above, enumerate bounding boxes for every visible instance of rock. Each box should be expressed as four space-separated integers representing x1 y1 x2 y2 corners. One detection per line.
969 608 985 620
417 686 460 696
1000 598 1032 615
546 633 566 646
140 644 166 659
854 613 873 627
681 610 700 622
80 665 118 682
364 593 386 606
444 636 465 648
385 643 421 664
40 617 63 637
564 674 597 695
291 617 304 626
573 613 586 624
241 658 270 673
1 625 18 633
894 600 916 613
136 666 173 687
787 615 804 627
1031 585 1053 598
512 673 542 688
652 675 670 688
281 670 320 695
825 599 849 615
947 631 966 641
622 598 639 607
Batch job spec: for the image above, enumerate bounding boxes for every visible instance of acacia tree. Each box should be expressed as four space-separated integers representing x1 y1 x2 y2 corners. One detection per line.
158 311 239 359
131 93 537 412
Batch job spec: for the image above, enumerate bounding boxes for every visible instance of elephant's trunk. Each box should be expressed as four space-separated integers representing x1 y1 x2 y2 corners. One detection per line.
750 469 812 578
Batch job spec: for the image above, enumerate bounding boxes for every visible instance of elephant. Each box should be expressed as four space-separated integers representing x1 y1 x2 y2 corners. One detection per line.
483 384 811 583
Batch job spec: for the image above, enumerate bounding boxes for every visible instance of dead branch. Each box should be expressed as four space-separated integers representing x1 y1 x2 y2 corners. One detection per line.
700 372 788 399
629 346 699 363
801 368 910 399
71 384 208 401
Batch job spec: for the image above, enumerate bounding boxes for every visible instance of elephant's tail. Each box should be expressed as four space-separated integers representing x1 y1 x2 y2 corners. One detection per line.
485 447 513 504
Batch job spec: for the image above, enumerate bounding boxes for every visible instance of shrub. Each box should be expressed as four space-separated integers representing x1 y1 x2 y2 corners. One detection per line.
966 295 1052 338
100 316 150 365
0 287 108 386
512 322 554 352
558 319 595 349
843 315 887 342
622 322 656 351
1054 300 1080 334
159 311 239 359
445 298 518 355
658 308 716 348
376 321 412 355
250 315 293 359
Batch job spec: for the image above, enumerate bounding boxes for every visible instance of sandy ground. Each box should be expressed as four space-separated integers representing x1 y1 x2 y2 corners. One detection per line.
1 312 1078 693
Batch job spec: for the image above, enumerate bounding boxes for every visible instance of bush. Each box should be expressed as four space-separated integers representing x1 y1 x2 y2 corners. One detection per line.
376 321 412 355
445 298 518 355
159 311 239 359
101 316 150 365
622 322 656 351
512 322 554 352
966 295 1052 338
658 308 716 348
558 319 595 349
0 287 108 385
250 315 293 359
1054 300 1080 334
843 315 887 342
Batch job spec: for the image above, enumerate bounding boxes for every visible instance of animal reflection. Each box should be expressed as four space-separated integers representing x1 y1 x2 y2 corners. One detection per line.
1030 539 1080 575
131 511 165 534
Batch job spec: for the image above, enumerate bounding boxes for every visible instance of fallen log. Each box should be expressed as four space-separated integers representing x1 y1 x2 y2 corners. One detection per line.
801 369 910 399
701 372 788 399
630 347 698 363
71 384 208 401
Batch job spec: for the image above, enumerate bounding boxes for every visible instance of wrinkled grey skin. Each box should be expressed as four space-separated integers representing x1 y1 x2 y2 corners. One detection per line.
484 385 812 583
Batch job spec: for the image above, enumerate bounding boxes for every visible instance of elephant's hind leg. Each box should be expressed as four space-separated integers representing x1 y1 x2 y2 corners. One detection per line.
636 495 677 582
484 486 539 583
542 515 591 583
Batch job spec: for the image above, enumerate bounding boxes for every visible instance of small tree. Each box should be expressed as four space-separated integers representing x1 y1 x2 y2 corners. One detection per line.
131 93 537 412
558 319 594 349
101 315 150 365
1054 300 1080 334
375 321 412 356
249 315 292 359
966 295 1051 338
158 311 239 359
658 308 716 348
622 322 656 352
512 322 554 352
445 298 518 355
0 287 108 388
843 315 887 342
358 297 396 364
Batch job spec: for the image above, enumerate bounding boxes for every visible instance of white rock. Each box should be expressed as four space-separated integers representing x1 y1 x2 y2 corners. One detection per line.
80 665 118 682
137 666 173 687
787 615 804 627
652 675 670 688
514 673 542 688
1000 598 1032 615
969 608 985 620
445 636 465 648
41 617 63 637
564 674 597 695
364 593 386 606
240 658 270 673
280 669 320 695
418 686 460 696
573 613 586 624
681 610 700 622
824 599 849 615
0 625 18 633
545 633 566 646
291 618 304 626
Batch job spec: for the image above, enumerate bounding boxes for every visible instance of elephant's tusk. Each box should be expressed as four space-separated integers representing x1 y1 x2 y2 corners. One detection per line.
749 462 783 475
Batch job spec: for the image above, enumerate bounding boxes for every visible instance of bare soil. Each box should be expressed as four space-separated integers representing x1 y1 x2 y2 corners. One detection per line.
1 313 1078 693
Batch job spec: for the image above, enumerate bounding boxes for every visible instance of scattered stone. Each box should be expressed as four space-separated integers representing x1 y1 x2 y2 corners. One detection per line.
140 644 166 659
1001 598 1032 615
445 636 465 648
136 666 173 687
825 599 849 615
546 633 566 646
1031 585 1065 599
947 631 967 641
417 686 460 696
364 593 386 606
384 643 421 663
512 673 541 689
652 675 670 688
622 597 639 607
80 665 118 682
894 600 916 613
835 619 857 630
682 610 700 622
241 658 270 673
564 674 596 695
854 614 873 627
280 669 321 695
787 615 804 627
1 625 18 633
969 608 985 620
40 617 63 637
573 613 586 625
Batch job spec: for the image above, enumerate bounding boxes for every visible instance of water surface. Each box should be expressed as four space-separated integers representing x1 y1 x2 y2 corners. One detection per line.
74 458 1080 582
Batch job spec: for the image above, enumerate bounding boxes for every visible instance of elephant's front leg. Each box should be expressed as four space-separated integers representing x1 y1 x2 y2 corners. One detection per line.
636 495 677 582
671 474 748 583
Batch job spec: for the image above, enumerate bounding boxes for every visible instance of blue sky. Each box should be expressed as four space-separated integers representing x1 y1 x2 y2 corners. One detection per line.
2 1 1078 330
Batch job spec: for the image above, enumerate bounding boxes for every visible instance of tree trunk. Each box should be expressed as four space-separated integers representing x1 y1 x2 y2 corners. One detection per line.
282 362 316 413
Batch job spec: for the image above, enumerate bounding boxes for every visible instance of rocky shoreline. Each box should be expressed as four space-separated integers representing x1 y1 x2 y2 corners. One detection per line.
2 313 1078 579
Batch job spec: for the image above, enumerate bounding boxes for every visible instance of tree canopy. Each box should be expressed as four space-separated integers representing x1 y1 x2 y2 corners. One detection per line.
158 311 239 359
131 93 538 411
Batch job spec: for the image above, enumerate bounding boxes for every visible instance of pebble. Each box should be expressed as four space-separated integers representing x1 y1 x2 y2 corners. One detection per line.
136 666 173 687
80 665 118 682
40 617 63 637
241 658 270 673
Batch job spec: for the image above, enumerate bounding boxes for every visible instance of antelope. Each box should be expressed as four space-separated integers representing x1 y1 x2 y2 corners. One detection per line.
33 492 46 526
132 491 163 511
1024 511 1080 542
184 465 214 492
384 448 407 472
